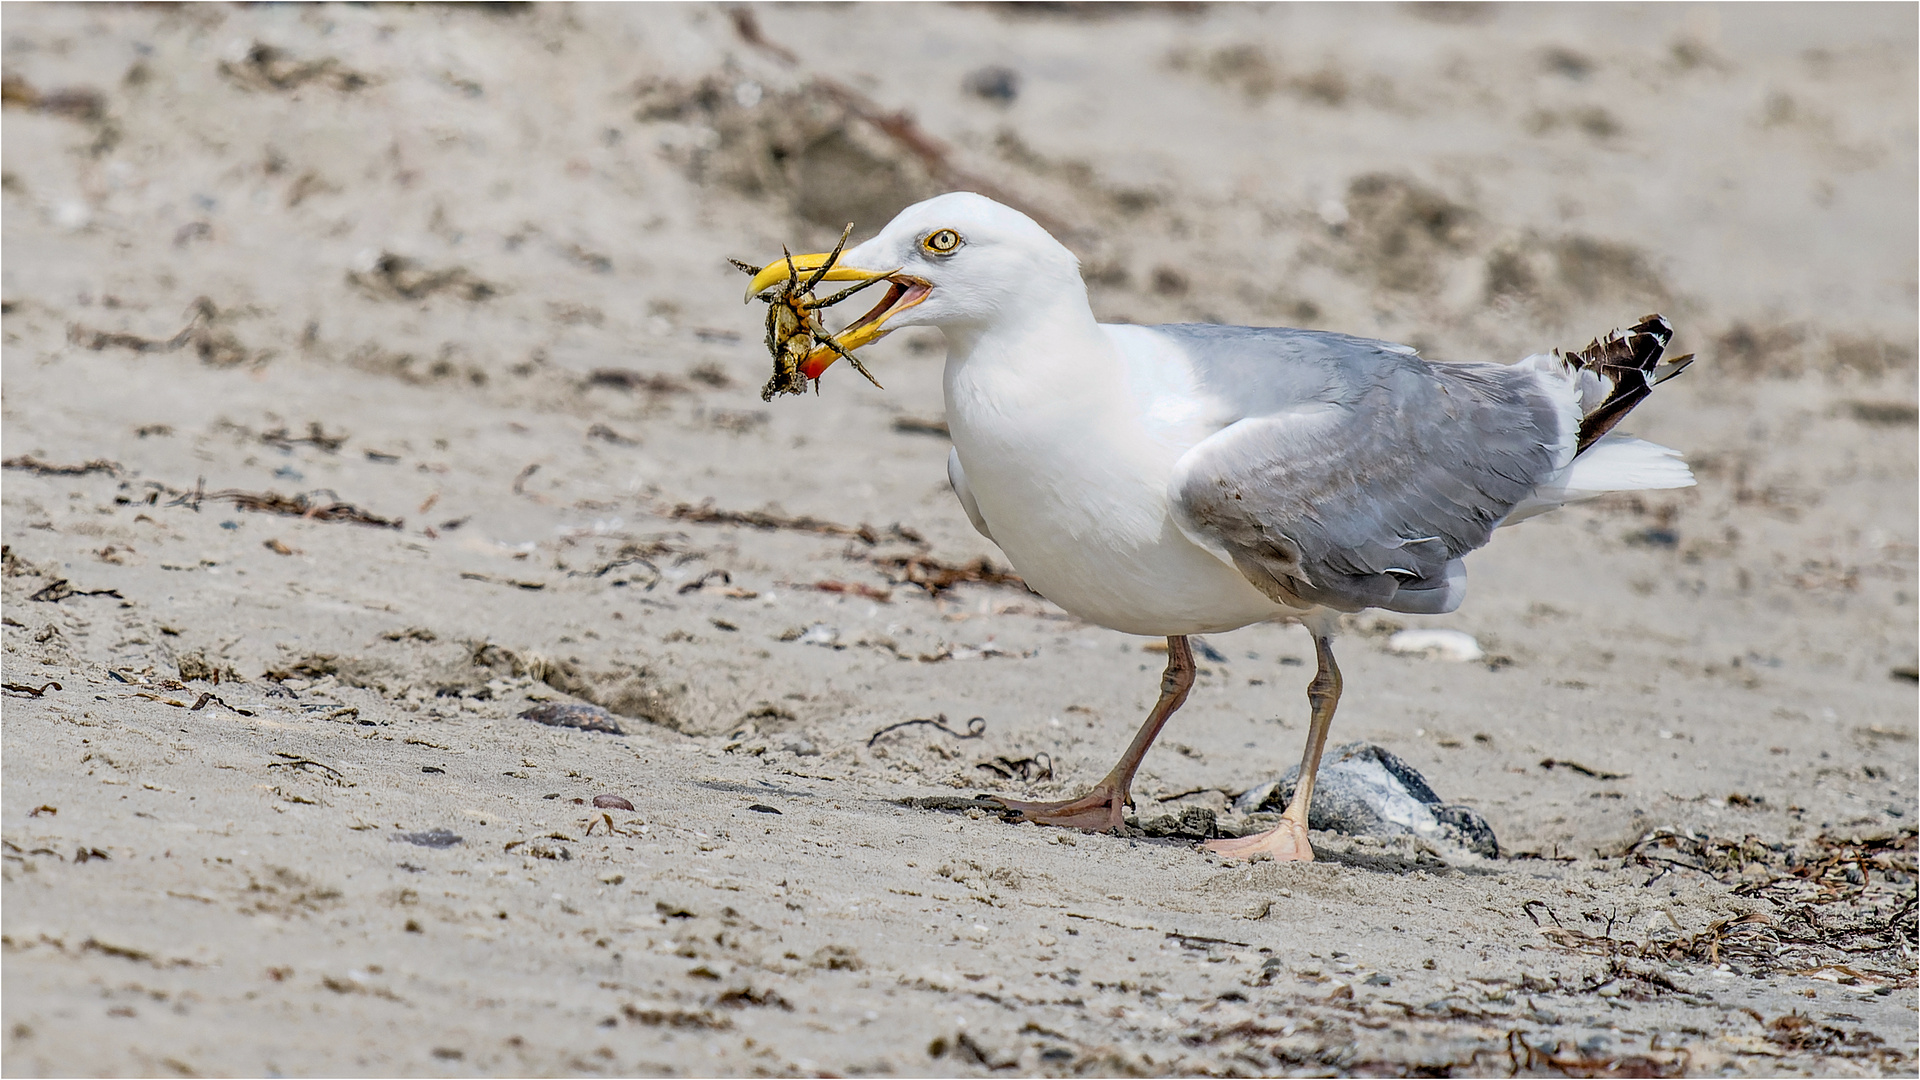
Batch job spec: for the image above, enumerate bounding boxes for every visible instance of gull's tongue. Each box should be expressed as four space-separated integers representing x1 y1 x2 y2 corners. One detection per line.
841 281 908 337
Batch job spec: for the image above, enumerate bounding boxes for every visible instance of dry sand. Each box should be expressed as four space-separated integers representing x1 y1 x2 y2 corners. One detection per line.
3 3 1916 1075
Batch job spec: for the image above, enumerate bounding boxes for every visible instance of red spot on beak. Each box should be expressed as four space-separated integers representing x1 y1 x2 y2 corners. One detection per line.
800 350 837 381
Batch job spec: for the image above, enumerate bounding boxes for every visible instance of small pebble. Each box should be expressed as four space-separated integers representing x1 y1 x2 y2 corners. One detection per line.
593 795 635 811
963 64 1021 103
1386 628 1484 662
390 829 463 849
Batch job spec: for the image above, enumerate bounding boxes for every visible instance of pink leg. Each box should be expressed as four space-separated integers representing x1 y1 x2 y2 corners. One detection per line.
993 636 1195 832
1205 630 1342 862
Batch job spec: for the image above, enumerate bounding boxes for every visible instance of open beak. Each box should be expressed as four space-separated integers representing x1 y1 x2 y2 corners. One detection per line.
744 253 933 380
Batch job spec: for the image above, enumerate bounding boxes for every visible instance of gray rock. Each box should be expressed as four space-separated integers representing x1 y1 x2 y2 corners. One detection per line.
520 702 624 735
1232 742 1498 858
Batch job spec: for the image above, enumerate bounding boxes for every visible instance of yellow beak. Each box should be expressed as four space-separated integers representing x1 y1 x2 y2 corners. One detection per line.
743 254 893 302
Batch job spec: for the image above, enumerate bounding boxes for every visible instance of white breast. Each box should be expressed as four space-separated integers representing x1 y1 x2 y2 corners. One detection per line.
943 322 1288 636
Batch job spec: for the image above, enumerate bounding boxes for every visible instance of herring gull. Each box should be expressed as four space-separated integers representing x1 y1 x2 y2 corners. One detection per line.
744 192 1694 862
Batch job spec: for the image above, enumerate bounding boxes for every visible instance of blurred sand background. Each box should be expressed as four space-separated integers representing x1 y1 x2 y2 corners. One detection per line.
2 2 1916 1075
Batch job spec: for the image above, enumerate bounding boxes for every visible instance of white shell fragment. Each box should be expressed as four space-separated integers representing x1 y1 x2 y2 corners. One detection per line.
1386 628 1485 662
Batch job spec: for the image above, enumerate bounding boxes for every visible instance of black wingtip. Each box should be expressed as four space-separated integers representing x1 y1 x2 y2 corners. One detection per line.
1569 315 1686 453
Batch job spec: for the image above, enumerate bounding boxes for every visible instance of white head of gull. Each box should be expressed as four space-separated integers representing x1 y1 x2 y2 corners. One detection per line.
747 191 1695 861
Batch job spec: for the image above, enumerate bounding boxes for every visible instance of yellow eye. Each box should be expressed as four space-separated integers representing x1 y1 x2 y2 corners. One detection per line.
923 228 962 255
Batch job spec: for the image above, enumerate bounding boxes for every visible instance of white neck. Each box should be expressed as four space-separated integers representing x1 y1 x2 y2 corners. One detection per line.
940 285 1115 403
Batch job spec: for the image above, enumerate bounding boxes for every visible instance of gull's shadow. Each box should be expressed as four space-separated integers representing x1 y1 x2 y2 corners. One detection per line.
1308 844 1503 877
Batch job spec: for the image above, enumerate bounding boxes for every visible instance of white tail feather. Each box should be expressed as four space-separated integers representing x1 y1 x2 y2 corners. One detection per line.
1503 434 1694 525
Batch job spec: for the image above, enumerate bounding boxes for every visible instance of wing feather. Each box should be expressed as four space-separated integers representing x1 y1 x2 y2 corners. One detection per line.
1161 328 1563 614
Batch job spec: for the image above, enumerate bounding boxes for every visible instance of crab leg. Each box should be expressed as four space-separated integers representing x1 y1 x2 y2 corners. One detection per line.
798 223 855 294
812 332 883 389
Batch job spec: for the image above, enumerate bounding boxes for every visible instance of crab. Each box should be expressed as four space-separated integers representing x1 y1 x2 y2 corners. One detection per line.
731 223 888 402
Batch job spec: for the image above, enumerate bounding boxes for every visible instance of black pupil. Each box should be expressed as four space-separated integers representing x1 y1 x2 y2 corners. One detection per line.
933 232 953 249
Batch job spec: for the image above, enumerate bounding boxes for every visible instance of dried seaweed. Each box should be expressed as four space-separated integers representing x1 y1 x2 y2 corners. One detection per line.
669 501 1023 596
1765 1012 1888 1057
1548 826 1920 985
266 753 349 786
1504 1031 1688 1078
219 42 371 93
459 572 545 590
169 483 402 529
868 552 1026 597
347 253 497 303
580 547 666 583
807 580 893 602
2 456 120 477
67 297 260 367
586 423 639 446
586 369 689 394
259 423 347 453
668 500 925 547
1 73 105 121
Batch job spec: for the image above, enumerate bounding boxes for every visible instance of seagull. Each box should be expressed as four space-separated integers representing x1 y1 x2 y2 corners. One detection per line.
744 192 1694 862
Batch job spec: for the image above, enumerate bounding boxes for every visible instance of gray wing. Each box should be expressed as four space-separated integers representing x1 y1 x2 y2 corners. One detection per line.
947 446 992 541
1158 325 1565 615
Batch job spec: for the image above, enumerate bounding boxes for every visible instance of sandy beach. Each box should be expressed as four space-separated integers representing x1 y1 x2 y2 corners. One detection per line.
3 3 1915 1075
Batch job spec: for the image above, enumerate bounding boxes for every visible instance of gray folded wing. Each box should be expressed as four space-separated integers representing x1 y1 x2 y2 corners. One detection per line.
1158 324 1565 614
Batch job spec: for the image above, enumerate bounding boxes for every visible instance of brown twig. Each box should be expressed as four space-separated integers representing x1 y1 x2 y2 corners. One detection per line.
867 713 986 748
726 7 798 63
29 579 123 603
189 692 255 717
804 580 893 602
4 681 61 697
1540 758 1628 780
